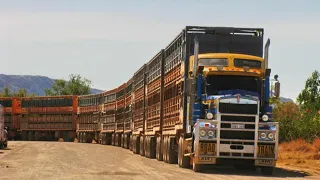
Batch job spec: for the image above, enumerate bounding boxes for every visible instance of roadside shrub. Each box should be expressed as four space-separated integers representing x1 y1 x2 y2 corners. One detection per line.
273 102 320 142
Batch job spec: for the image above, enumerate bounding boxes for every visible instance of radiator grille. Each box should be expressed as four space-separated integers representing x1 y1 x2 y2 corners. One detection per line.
219 103 257 114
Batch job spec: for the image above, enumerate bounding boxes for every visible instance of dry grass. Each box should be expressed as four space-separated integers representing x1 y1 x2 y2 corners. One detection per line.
278 138 320 175
313 138 320 151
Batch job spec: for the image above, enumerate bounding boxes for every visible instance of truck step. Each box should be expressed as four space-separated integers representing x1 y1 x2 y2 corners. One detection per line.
184 153 194 157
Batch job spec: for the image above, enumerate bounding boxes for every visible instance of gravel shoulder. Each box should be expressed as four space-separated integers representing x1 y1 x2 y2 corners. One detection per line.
0 141 318 180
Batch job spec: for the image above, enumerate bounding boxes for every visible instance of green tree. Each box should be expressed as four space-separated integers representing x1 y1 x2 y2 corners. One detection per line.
45 79 68 96
13 88 28 97
297 70 320 112
1 86 12 97
45 74 92 96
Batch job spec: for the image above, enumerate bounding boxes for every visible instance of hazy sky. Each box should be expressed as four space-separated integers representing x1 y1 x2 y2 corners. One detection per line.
1 0 319 101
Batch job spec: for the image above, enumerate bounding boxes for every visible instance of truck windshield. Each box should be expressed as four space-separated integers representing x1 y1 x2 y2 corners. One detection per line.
203 75 260 95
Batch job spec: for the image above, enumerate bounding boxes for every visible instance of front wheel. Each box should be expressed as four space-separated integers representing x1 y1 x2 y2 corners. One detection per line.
261 166 274 175
178 137 190 168
3 140 7 148
192 161 202 172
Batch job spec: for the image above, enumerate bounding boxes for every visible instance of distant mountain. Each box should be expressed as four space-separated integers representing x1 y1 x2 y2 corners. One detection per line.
280 97 294 103
270 90 294 103
0 74 103 96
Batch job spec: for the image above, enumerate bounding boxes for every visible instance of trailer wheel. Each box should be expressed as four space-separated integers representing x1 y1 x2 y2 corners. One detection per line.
126 134 130 149
145 136 149 157
34 131 39 141
129 134 133 151
106 133 111 145
111 133 115 146
28 131 34 141
163 136 168 162
178 137 190 168
156 136 163 161
132 136 136 153
83 132 87 143
101 133 106 145
150 136 156 159
140 136 145 156
121 134 125 148
115 134 118 146
124 134 128 148
21 131 28 141
167 137 177 164
135 135 140 154
80 132 83 143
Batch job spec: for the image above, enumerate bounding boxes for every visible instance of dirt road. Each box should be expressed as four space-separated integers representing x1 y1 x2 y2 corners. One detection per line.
0 141 318 180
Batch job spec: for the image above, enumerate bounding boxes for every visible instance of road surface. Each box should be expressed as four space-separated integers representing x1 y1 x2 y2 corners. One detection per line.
0 141 318 180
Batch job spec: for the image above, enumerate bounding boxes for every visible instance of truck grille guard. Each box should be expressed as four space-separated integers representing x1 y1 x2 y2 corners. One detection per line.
194 99 279 160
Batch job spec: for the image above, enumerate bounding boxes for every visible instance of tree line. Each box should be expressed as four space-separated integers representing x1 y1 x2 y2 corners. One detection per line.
273 70 320 142
0 74 92 97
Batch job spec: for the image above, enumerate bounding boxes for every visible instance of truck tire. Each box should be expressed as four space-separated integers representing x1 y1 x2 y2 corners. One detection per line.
28 131 34 141
83 132 87 143
129 134 133 151
111 133 115 146
192 141 202 172
21 131 27 141
118 134 122 147
140 136 145 156
132 136 136 153
123 134 126 148
121 134 125 148
143 136 147 156
80 132 83 143
261 167 274 175
156 136 163 161
145 136 149 157
163 136 168 162
106 133 111 145
167 137 177 164
178 137 190 168
150 136 156 159
134 135 140 154
115 134 119 146
192 161 202 172
102 133 107 145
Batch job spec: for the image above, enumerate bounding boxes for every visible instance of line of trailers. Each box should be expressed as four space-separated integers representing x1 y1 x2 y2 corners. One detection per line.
0 96 78 141
1 26 280 174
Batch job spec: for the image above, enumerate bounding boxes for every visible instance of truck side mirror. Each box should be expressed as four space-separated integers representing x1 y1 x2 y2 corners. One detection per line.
274 82 280 98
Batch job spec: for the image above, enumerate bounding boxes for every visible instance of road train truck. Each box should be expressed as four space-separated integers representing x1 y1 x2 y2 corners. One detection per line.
132 26 280 174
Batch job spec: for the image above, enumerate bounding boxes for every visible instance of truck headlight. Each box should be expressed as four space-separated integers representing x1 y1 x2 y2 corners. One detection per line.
206 112 213 119
262 115 269 121
200 129 206 137
260 132 267 139
268 133 275 140
208 130 214 137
